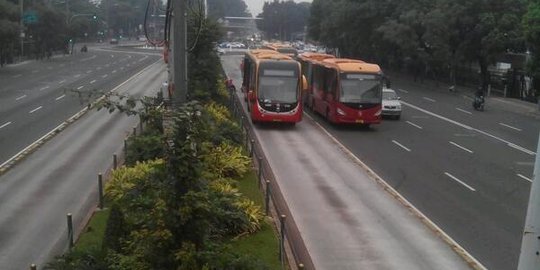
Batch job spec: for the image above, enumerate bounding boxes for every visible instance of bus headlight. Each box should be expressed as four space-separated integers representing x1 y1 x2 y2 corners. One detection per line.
374 109 382 116
337 108 346 116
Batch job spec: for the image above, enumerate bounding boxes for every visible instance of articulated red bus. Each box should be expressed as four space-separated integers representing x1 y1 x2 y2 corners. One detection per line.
298 52 336 105
304 58 383 126
241 50 306 124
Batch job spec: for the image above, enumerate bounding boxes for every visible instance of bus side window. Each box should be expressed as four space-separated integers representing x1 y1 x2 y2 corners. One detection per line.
250 63 257 91
243 58 250 89
329 70 338 98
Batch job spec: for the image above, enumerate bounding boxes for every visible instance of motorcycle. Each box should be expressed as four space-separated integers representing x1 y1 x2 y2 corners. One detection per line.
472 95 485 111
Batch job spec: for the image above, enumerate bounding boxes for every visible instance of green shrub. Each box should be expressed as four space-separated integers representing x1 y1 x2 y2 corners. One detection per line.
125 131 164 166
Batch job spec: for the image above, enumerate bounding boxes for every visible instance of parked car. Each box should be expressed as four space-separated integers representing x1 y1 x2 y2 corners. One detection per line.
382 88 402 119
110 38 118 44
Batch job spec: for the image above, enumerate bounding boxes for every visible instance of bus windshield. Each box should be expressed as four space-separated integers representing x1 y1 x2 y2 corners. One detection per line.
258 65 299 103
339 73 382 103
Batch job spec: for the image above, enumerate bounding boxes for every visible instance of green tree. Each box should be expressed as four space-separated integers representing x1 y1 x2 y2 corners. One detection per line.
0 0 20 66
256 0 311 41
207 0 251 19
523 0 540 80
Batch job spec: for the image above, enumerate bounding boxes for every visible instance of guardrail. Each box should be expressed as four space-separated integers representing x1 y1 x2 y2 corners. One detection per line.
227 85 315 270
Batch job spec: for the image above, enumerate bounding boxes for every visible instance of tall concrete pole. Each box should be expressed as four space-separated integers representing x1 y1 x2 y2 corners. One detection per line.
172 0 188 105
20 0 24 61
518 132 540 270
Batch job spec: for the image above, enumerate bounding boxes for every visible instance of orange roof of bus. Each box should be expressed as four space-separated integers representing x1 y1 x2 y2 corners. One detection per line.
249 49 280 56
298 52 335 62
321 58 381 73
246 50 294 62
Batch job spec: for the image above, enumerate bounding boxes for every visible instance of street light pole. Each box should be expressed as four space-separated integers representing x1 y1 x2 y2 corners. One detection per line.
171 0 188 105
518 132 540 270
19 0 24 61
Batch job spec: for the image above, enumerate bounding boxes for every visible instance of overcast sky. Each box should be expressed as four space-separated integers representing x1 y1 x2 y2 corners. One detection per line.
244 0 312 17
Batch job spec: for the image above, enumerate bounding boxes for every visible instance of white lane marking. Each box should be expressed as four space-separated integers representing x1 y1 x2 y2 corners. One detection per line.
397 88 409 93
128 55 132 58
392 140 411 152
102 74 108 78
445 172 476 191
517 174 533 183
112 70 117 73
401 101 536 156
39 86 50 91
126 64 130 67
96 67 102 70
0 122 12 129
449 141 473 154
77 86 84 90
406 121 423 129
15 95 27 101
120 67 125 70
105 64 110 67
138 55 149 62
110 54 114 58
456 108 472 115
59 79 66 84
12 74 22 78
422 97 436 102
29 106 42 114
80 55 97 62
499 122 522 132
86 70 92 74
0 59 162 172
55 94 66 101
31 70 38 73
90 80 96 84
74 74 81 78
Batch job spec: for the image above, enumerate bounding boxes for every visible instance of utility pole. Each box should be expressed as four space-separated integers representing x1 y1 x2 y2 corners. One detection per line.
171 0 188 105
518 132 540 270
19 0 24 61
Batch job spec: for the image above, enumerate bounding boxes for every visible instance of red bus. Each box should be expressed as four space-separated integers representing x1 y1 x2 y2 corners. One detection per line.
298 52 336 105
241 50 306 124
306 58 383 126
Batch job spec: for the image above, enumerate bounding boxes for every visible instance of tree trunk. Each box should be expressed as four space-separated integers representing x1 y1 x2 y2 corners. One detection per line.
478 56 489 91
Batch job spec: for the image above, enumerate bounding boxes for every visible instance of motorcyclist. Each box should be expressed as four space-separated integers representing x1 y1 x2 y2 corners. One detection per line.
473 87 485 110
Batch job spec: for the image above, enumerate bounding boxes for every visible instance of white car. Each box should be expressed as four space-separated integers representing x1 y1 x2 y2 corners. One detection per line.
382 88 402 119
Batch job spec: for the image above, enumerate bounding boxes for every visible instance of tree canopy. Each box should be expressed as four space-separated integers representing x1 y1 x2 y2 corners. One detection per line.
309 0 530 91
207 0 251 19
256 0 311 41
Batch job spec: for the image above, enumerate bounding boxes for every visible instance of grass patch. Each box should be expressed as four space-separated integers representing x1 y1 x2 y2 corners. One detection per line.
232 170 283 270
74 208 110 252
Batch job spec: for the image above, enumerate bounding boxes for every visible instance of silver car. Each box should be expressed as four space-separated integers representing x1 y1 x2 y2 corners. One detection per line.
382 88 402 119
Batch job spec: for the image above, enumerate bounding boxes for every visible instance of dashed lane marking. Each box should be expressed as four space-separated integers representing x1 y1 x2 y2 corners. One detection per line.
499 123 522 132
392 140 412 152
456 108 473 115
445 172 476 191
29 106 42 114
0 122 12 129
517 174 533 183
406 121 423 129
449 141 474 154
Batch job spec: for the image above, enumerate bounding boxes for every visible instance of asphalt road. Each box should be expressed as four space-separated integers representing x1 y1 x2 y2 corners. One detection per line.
0 44 161 166
310 75 540 269
222 54 473 270
0 51 165 269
